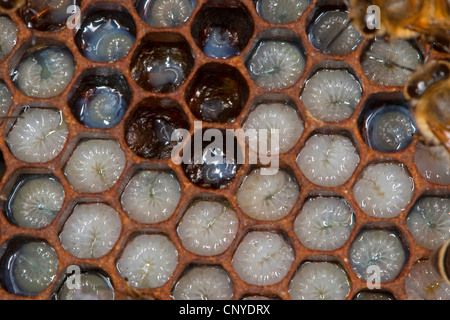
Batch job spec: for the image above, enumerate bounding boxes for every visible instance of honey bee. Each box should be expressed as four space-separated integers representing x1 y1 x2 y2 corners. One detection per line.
348 0 450 49
404 60 450 152
0 0 25 12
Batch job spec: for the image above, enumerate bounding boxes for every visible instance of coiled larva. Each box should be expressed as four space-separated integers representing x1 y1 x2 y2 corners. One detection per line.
121 170 181 224
0 80 12 118
172 266 234 300
140 0 194 27
297 134 360 187
289 262 351 300
301 69 362 122
177 200 238 256
405 260 450 300
232 231 295 286
117 234 178 289
0 15 17 61
257 0 308 24
64 139 126 193
8 175 64 229
236 168 300 221
59 203 122 259
350 229 406 283
247 40 305 90
294 197 355 251
414 143 450 185
6 108 68 163
13 46 75 98
56 272 114 300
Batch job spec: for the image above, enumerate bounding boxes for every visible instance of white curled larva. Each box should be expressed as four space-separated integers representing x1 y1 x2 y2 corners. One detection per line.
147 0 193 27
297 134 359 187
9 241 59 296
232 231 295 286
172 266 233 300
300 69 362 122
294 197 355 251
0 16 17 61
64 139 126 193
256 0 309 24
247 41 306 90
242 103 304 154
405 260 450 300
236 168 300 221
59 203 122 259
117 234 178 289
406 197 450 250
414 143 450 185
6 108 68 163
289 262 351 300
177 200 238 256
0 81 12 119
10 176 64 229
121 170 181 224
350 229 406 283
353 163 414 218
57 272 115 300
14 46 75 98
361 39 423 87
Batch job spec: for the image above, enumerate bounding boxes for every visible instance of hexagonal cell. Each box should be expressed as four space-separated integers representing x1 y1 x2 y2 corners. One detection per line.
296 132 359 187
294 196 355 251
116 233 178 289
121 168 181 224
53 266 115 300
135 0 196 27
10 42 75 98
125 98 190 159
307 2 362 55
349 228 408 283
246 29 306 90
68 67 131 129
405 259 450 300
59 202 122 259
5 105 69 163
20 0 80 31
358 93 417 153
406 196 450 250
181 128 243 189
232 230 295 286
75 4 136 62
352 162 414 218
0 236 59 297
0 79 12 119
172 264 234 300
255 0 309 24
236 167 300 221
0 15 17 61
130 32 194 93
352 290 395 300
186 63 249 123
361 38 423 87
242 94 304 154
177 197 238 256
64 138 126 193
191 0 253 59
4 173 64 229
300 61 362 122
289 260 351 300
414 142 450 185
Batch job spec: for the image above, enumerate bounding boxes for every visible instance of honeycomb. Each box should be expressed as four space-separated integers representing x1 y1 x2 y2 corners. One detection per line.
0 0 448 300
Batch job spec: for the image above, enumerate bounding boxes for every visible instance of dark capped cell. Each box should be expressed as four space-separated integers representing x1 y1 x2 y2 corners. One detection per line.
130 35 194 93
191 2 253 59
20 0 80 32
125 99 190 159
135 0 196 27
75 9 136 62
0 237 58 296
182 129 242 189
363 105 417 153
69 70 131 129
186 64 249 123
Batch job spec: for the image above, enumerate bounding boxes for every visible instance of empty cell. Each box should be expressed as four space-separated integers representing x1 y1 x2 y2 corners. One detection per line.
177 200 238 256
353 163 414 218
232 231 294 286
60 203 122 259
20 0 79 31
